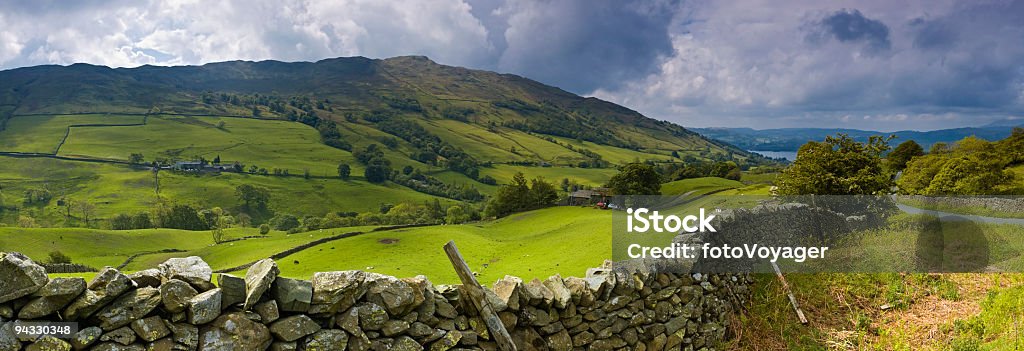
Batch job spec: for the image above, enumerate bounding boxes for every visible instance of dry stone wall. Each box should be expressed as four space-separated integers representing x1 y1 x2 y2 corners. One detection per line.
0 252 750 351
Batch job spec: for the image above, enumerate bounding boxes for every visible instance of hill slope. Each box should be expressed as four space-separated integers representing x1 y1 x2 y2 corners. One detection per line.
0 56 768 227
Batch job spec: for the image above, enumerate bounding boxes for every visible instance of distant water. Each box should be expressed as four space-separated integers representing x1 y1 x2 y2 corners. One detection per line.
748 150 797 161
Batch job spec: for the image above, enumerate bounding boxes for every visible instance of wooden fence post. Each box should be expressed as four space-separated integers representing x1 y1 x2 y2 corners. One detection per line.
443 241 518 351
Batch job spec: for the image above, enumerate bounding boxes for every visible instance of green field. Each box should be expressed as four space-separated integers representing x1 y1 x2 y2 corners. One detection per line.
0 114 144 153
479 164 618 187
59 115 363 174
0 157 452 226
2 206 612 285
660 177 745 196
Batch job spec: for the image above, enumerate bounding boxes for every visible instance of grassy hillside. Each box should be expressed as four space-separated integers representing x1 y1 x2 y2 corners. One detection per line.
3 206 611 285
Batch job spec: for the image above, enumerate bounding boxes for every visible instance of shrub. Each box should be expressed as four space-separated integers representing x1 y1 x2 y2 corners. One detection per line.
48 251 72 264
259 223 270 235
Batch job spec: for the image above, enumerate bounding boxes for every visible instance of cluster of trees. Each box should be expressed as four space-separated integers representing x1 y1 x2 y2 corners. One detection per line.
376 118 481 179
897 129 1024 195
483 173 559 218
22 188 52 206
110 212 153 230
662 161 742 181
287 110 352 151
353 144 392 183
390 168 483 201
269 200 479 233
776 134 893 195
607 163 662 195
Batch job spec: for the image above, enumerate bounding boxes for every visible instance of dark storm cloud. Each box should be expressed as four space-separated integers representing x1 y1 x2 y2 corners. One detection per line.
495 0 676 93
810 9 891 52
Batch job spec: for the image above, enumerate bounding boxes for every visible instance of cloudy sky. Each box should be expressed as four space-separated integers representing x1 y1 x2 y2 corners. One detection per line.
1 0 1022 131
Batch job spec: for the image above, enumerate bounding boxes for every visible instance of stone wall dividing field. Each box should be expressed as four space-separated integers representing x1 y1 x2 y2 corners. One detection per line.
0 251 751 351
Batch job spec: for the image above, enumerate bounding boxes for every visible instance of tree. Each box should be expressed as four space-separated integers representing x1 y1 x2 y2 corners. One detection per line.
48 251 72 264
887 140 924 171
111 214 133 230
445 205 470 224
211 207 226 244
607 163 662 195
270 214 300 231
364 159 392 183
164 204 208 230
529 177 560 207
76 201 95 227
131 213 152 229
403 166 414 175
259 223 270 235
235 184 270 212
337 163 351 180
671 150 680 159
776 134 892 195
129 153 145 164
17 215 36 228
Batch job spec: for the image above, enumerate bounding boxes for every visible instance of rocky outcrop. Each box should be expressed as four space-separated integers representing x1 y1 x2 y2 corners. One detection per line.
0 253 751 350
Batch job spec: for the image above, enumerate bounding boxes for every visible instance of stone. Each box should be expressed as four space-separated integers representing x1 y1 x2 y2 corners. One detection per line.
64 268 133 321
216 273 245 309
310 271 366 314
172 275 216 293
304 329 349 351
160 279 198 314
70 326 103 350
572 331 594 347
165 322 198 351
546 329 572 351
243 258 278 309
382 320 410 337
253 300 280 323
336 306 361 336
198 313 272 351
26 336 71 351
187 288 222 325
18 277 86 318
391 336 423 351
364 273 416 315
542 275 571 309
0 322 18 351
158 256 212 282
100 327 137 345
145 338 175 351
429 331 462 351
511 328 545 351
270 277 311 312
522 279 553 306
269 315 321 342
0 252 48 304
408 322 433 337
492 276 521 311
89 342 145 351
95 287 162 330
358 302 390 331
127 269 162 288
269 341 296 351
130 316 170 342
434 299 457 319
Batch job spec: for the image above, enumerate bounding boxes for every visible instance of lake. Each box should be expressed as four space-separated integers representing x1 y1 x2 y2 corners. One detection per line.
749 150 797 161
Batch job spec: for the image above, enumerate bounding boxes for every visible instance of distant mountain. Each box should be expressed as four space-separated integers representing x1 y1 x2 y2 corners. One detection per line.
0 56 759 167
693 125 1024 152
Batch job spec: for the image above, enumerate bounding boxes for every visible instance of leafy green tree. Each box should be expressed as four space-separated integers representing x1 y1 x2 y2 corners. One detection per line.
131 213 152 229
235 184 270 211
364 159 392 183
129 153 145 164
111 214 133 230
270 214 300 231
776 134 892 195
259 223 270 235
607 163 662 195
164 204 209 231
445 205 470 224
887 140 925 171
337 163 351 180
529 177 560 207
